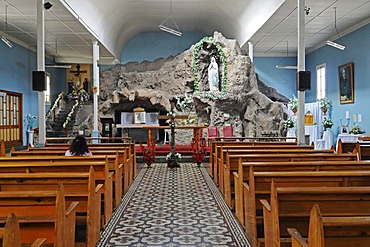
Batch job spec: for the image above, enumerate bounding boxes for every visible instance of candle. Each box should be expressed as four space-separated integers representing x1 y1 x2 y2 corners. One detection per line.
354 114 357 123
346 111 349 119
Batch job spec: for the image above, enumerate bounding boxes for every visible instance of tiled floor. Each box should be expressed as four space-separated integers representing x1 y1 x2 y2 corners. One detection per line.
97 163 250 247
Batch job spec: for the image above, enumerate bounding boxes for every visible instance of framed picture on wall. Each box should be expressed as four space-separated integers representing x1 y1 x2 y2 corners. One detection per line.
338 62 354 104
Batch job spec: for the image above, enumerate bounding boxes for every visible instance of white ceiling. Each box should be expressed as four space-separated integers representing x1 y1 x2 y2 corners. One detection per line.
0 0 369 65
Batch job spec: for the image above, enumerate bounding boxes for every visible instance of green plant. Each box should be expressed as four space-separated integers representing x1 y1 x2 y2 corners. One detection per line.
289 95 298 111
284 118 295 129
319 97 332 111
322 117 333 130
349 125 364 134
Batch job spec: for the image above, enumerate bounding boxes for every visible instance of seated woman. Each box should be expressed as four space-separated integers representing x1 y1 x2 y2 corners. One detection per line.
65 135 92 156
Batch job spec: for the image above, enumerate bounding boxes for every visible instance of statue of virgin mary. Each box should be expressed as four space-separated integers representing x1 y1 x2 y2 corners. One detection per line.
208 56 219 91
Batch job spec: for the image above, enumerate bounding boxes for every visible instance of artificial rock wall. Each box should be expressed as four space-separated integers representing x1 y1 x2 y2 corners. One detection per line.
98 32 289 138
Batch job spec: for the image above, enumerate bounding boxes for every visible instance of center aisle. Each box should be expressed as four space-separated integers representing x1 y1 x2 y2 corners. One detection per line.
97 163 250 247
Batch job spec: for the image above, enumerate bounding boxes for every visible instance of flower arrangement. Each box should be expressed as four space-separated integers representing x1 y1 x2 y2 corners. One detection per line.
349 125 364 134
289 95 298 112
284 118 295 129
140 137 156 167
24 114 37 131
192 138 206 166
166 152 181 162
319 97 332 113
322 117 333 130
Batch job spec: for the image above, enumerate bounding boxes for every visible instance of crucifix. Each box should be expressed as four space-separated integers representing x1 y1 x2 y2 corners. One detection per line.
70 64 87 90
157 104 188 168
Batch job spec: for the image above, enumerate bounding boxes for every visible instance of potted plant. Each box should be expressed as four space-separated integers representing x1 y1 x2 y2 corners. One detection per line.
319 97 332 115
322 117 333 131
289 96 298 115
349 125 364 134
284 118 295 129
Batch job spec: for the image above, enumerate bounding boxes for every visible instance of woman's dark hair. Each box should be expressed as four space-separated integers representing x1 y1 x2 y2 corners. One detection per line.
69 135 90 156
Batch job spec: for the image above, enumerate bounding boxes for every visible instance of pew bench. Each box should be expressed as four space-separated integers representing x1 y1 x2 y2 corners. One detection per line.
242 169 370 247
0 167 102 247
234 159 370 227
0 157 114 225
288 204 370 247
0 184 78 247
212 143 314 185
223 151 357 210
210 140 302 180
0 212 46 247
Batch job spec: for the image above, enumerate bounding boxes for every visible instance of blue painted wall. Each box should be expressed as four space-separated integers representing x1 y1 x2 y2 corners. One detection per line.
121 31 206 63
253 57 297 98
0 42 66 145
306 24 370 138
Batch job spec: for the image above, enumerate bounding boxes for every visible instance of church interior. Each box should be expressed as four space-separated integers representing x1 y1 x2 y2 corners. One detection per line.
0 0 370 246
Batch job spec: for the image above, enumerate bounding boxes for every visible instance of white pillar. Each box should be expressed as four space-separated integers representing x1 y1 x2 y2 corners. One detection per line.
297 0 306 145
37 0 46 146
248 41 254 62
92 41 99 143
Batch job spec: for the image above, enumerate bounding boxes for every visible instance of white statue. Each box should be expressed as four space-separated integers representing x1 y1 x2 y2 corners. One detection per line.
208 56 219 91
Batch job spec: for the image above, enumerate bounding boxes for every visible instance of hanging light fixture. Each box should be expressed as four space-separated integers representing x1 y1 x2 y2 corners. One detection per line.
326 7 345 50
159 0 182 36
1 5 13 48
276 41 297 69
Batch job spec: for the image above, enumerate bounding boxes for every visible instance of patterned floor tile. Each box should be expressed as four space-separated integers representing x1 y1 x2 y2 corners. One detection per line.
97 163 250 247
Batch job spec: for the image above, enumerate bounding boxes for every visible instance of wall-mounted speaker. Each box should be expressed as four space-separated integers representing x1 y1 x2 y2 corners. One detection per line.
32 71 47 91
296 71 311 91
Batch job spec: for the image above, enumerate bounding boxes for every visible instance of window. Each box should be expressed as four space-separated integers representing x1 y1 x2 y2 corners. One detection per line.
316 63 326 99
45 73 51 104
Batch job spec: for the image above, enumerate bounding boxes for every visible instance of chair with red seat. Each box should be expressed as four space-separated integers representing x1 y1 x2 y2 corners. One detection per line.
207 126 219 145
223 125 234 138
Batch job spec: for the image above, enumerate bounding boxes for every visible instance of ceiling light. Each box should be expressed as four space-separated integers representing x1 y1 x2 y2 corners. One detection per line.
1 35 13 48
276 41 297 69
1 5 13 48
275 65 297 69
159 0 182 36
326 40 345 50
326 7 345 51
45 64 72 68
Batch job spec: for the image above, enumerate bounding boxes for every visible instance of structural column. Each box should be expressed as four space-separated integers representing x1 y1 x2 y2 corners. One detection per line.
248 41 254 62
297 0 306 145
92 41 99 143
37 0 46 146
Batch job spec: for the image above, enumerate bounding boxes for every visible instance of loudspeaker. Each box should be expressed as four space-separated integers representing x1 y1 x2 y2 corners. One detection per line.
32 71 47 91
296 71 311 91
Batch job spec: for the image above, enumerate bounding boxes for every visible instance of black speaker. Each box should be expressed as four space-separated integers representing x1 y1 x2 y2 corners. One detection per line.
296 71 311 91
32 71 47 91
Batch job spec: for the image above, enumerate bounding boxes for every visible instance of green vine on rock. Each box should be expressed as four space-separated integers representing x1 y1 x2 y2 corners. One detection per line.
193 36 227 92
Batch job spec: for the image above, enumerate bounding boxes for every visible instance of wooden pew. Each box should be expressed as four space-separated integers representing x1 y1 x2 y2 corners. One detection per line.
0 184 78 247
288 204 370 247
0 212 46 247
210 140 301 180
243 169 370 247
261 181 370 247
11 148 134 196
0 167 102 247
212 142 314 185
0 157 114 225
223 151 357 210
43 141 137 177
336 139 358 154
234 159 369 227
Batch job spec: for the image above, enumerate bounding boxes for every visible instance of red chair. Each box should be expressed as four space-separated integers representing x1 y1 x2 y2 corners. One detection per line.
223 125 234 138
207 126 219 145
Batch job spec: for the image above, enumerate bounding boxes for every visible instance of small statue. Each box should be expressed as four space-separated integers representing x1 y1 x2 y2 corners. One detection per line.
208 56 219 91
